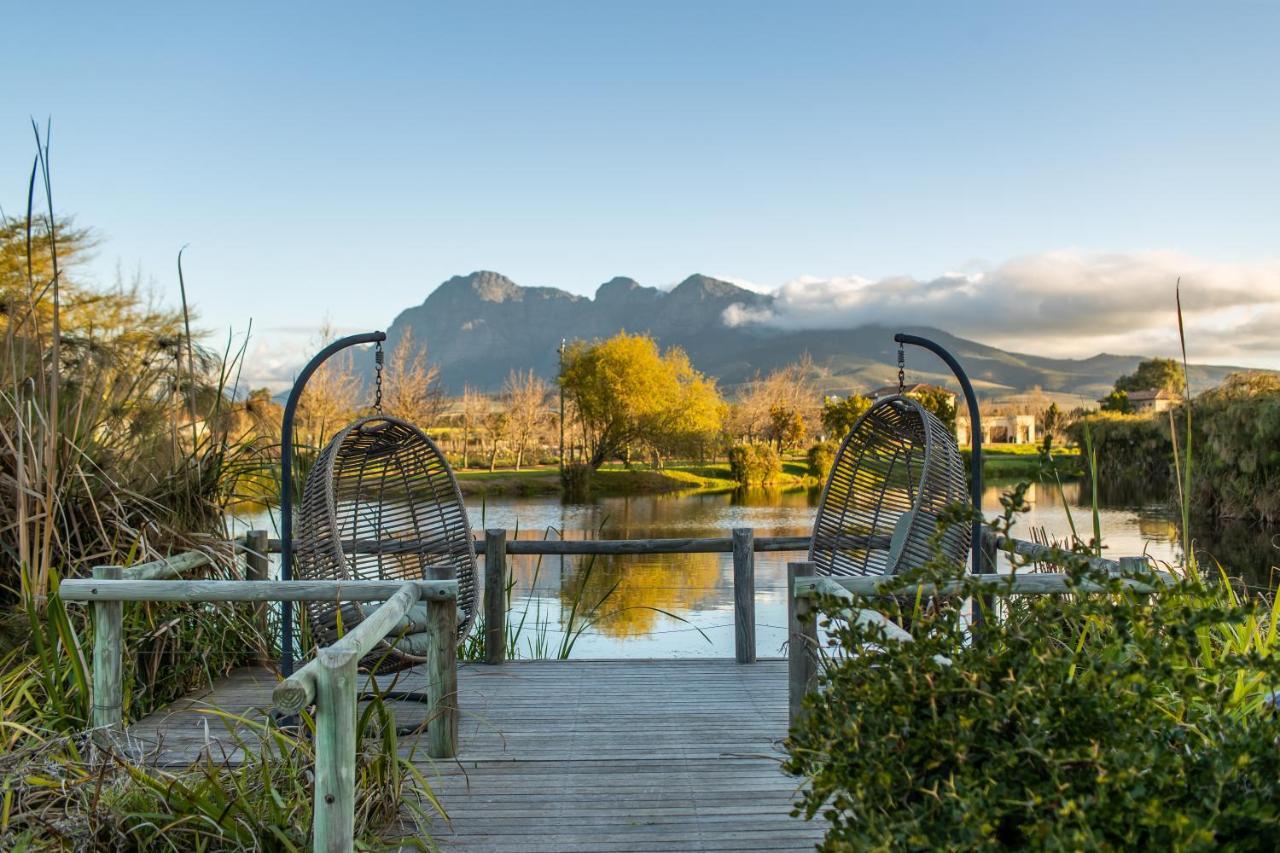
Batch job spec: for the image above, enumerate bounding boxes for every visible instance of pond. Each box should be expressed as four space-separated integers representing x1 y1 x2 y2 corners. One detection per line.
233 479 1278 659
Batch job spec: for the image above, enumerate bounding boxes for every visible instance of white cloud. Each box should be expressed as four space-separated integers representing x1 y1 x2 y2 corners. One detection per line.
721 250 1280 367
237 325 365 392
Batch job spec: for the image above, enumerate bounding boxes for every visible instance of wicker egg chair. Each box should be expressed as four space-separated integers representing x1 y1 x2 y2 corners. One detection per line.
295 414 477 674
809 395 971 577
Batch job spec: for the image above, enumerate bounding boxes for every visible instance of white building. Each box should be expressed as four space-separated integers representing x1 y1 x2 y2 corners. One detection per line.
956 414 1037 446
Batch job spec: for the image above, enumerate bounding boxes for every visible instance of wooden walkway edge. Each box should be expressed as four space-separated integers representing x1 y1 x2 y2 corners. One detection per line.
129 659 821 851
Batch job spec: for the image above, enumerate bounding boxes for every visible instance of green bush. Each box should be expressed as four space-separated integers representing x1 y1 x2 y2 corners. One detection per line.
728 443 782 485
785 524 1280 849
560 462 593 501
1069 412 1173 490
806 442 837 480
1187 372 1280 523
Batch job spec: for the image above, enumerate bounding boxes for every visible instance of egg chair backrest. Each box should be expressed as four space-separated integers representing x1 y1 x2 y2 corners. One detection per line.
809 395 970 577
295 415 477 661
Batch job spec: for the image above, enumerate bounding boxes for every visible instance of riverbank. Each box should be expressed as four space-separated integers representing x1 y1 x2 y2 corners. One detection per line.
456 447 1083 497
455 459 817 497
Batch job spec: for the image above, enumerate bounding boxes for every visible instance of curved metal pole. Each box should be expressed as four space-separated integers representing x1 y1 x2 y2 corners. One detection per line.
279 331 386 676
893 333 984 580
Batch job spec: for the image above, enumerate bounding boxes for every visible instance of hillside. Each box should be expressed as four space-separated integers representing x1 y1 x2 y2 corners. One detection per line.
383 271 1251 399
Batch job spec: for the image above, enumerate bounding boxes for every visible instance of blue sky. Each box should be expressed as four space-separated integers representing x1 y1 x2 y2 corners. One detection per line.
6 2 1280 384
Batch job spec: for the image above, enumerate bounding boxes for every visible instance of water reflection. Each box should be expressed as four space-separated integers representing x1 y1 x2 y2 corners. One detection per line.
560 552 722 638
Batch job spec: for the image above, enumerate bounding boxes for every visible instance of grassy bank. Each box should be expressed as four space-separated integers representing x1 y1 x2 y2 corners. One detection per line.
455 458 818 497
963 443 1084 480
456 448 1080 498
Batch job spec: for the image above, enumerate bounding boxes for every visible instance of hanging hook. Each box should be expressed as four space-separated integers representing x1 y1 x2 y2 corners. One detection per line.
897 342 906 395
373 340 384 412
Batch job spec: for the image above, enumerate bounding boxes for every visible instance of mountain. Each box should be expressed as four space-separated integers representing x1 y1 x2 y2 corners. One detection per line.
383 271 1251 400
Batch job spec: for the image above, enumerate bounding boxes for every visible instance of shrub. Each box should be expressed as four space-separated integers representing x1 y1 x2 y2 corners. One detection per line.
728 443 781 485
561 462 593 501
820 395 872 439
1068 412 1173 491
785 531 1280 850
806 442 837 480
1187 371 1280 523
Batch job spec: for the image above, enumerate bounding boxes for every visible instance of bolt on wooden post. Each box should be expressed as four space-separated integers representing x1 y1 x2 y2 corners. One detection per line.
312 647 358 853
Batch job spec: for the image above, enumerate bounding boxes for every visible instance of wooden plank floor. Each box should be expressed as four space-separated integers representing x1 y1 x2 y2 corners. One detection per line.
130 659 822 851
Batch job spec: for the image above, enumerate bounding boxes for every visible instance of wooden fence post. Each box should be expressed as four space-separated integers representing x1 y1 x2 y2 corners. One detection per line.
312 647 358 853
91 565 123 741
245 530 270 664
977 529 1000 632
484 529 507 665
980 529 999 574
1118 555 1146 576
732 528 755 664
787 561 818 729
426 565 458 759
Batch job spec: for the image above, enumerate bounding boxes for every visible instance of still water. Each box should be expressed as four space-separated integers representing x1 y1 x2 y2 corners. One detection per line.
237 480 1279 659
471 481 1189 659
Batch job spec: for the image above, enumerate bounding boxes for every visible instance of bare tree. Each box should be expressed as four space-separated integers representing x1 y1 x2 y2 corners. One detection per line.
298 321 357 447
503 369 550 470
730 356 819 445
480 410 508 472
458 386 489 470
381 328 446 430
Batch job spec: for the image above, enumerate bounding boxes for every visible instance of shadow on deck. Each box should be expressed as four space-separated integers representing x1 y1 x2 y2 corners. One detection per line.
129 659 821 851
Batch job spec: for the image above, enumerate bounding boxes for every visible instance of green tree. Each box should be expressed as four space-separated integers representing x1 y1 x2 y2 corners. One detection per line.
560 332 723 469
820 394 872 439
1099 389 1131 413
1041 401 1062 438
913 386 957 432
765 404 806 452
1115 358 1185 395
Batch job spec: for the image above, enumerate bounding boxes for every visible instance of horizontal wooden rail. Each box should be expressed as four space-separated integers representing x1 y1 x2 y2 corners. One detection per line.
985 532 1147 576
121 550 213 580
796 571 1170 598
61 578 458 603
249 534 821 555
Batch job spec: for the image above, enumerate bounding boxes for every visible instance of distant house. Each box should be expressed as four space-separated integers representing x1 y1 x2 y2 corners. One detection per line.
871 383 958 409
956 414 1036 446
1125 388 1180 414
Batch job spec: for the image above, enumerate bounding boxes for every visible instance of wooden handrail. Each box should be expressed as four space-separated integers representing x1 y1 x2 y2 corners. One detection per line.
121 550 213 580
81 570 459 853
61 578 458 603
245 534 823 555
795 570 1170 598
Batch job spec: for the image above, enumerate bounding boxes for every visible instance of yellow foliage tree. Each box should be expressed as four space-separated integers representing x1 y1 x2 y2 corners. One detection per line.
559 332 724 469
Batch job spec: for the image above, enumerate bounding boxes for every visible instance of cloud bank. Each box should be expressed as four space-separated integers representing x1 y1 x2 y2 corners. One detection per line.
722 251 1280 367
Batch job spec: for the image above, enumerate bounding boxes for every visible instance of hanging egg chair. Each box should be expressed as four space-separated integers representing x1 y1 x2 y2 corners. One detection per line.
809 395 970 577
295 414 477 673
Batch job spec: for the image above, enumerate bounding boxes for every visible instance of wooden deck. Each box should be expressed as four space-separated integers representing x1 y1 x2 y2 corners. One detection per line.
130 659 822 851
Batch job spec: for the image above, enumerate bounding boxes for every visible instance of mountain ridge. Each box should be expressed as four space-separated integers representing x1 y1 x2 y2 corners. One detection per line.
383 271 1252 399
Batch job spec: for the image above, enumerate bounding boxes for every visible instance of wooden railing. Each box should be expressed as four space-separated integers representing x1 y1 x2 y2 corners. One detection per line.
64 526 1164 851
251 528 819 666
61 556 459 853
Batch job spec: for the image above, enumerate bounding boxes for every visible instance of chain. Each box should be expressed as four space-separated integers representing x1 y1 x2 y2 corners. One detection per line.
897 343 906 395
373 340 384 412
